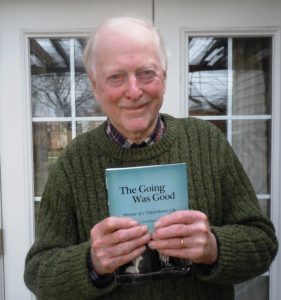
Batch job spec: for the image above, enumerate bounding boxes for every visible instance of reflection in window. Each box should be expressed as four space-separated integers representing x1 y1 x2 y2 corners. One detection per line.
187 36 272 196
235 276 269 300
76 121 104 135
259 199 270 217
232 38 272 115
208 120 227 136
30 37 105 199
232 120 271 195
187 35 272 206
188 38 227 115
75 72 102 117
30 38 72 117
189 70 227 115
33 122 72 196
188 37 271 117
74 39 103 117
30 37 101 118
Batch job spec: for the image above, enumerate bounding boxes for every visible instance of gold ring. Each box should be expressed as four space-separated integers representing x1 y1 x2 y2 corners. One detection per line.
180 237 185 248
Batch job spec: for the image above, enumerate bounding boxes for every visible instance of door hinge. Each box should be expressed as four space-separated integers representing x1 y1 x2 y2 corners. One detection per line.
0 229 3 256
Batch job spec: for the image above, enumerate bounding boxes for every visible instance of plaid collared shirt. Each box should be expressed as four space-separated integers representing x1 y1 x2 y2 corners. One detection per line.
106 115 165 148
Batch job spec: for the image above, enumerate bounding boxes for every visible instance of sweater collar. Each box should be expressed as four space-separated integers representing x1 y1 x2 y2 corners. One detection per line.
105 115 165 148
93 114 178 162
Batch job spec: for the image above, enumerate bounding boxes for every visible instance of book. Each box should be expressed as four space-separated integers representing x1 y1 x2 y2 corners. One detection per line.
105 163 192 285
106 163 189 232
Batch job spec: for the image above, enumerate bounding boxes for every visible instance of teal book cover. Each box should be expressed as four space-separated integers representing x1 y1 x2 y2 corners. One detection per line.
106 163 188 232
105 163 191 285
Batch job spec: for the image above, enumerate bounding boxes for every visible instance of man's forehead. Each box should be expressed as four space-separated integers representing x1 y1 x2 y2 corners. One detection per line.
91 21 165 75
96 54 162 77
94 29 159 64
97 26 154 49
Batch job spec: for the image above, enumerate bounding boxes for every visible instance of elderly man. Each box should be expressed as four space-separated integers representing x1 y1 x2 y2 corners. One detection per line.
24 17 278 300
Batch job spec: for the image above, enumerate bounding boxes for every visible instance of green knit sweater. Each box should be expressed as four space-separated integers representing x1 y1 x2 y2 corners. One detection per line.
24 114 278 300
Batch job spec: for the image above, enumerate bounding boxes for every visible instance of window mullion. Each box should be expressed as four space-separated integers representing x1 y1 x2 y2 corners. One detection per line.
227 37 233 145
70 38 76 139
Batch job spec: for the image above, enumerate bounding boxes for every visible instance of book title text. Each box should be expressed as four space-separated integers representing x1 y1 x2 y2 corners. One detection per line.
119 184 175 203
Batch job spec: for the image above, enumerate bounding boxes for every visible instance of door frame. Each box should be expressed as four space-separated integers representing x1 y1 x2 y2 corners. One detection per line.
269 27 281 300
0 164 4 300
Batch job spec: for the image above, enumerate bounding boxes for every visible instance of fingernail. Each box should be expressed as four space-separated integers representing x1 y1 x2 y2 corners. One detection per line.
141 224 148 232
154 220 161 228
130 220 138 226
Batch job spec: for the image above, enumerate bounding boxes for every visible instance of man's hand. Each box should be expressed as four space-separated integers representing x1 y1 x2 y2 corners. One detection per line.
148 210 218 265
90 217 150 275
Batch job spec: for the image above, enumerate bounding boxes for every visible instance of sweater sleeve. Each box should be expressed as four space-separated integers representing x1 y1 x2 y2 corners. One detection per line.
24 157 116 300
193 128 278 284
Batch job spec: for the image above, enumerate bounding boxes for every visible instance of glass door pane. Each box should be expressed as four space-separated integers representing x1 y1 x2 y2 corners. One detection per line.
31 38 72 118
188 37 228 116
74 39 103 117
235 276 269 300
232 38 271 115
232 119 271 195
33 122 72 197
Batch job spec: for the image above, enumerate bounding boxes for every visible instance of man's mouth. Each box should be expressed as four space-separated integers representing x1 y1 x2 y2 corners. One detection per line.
122 102 148 111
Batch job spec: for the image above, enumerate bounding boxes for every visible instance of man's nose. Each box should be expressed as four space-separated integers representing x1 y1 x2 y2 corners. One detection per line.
125 75 143 100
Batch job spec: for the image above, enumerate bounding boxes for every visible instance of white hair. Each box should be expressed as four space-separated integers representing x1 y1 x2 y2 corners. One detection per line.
83 17 167 79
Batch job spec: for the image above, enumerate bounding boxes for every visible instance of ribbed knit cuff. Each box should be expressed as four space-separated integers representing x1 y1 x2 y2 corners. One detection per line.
193 225 266 285
65 242 116 299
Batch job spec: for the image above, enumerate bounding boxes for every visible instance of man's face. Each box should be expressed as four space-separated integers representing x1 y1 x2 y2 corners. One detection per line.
91 27 166 142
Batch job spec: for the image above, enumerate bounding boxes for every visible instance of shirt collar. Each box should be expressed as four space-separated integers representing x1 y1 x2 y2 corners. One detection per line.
106 115 165 148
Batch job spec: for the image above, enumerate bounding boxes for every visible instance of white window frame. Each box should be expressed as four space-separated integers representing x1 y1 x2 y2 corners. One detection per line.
181 27 281 300
24 31 107 207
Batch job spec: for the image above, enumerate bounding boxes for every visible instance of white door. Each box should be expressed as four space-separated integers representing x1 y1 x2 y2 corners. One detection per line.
0 1 153 299
154 1 281 300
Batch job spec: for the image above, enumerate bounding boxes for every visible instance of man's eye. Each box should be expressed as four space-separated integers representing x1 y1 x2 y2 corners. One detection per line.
108 74 125 86
138 70 157 83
